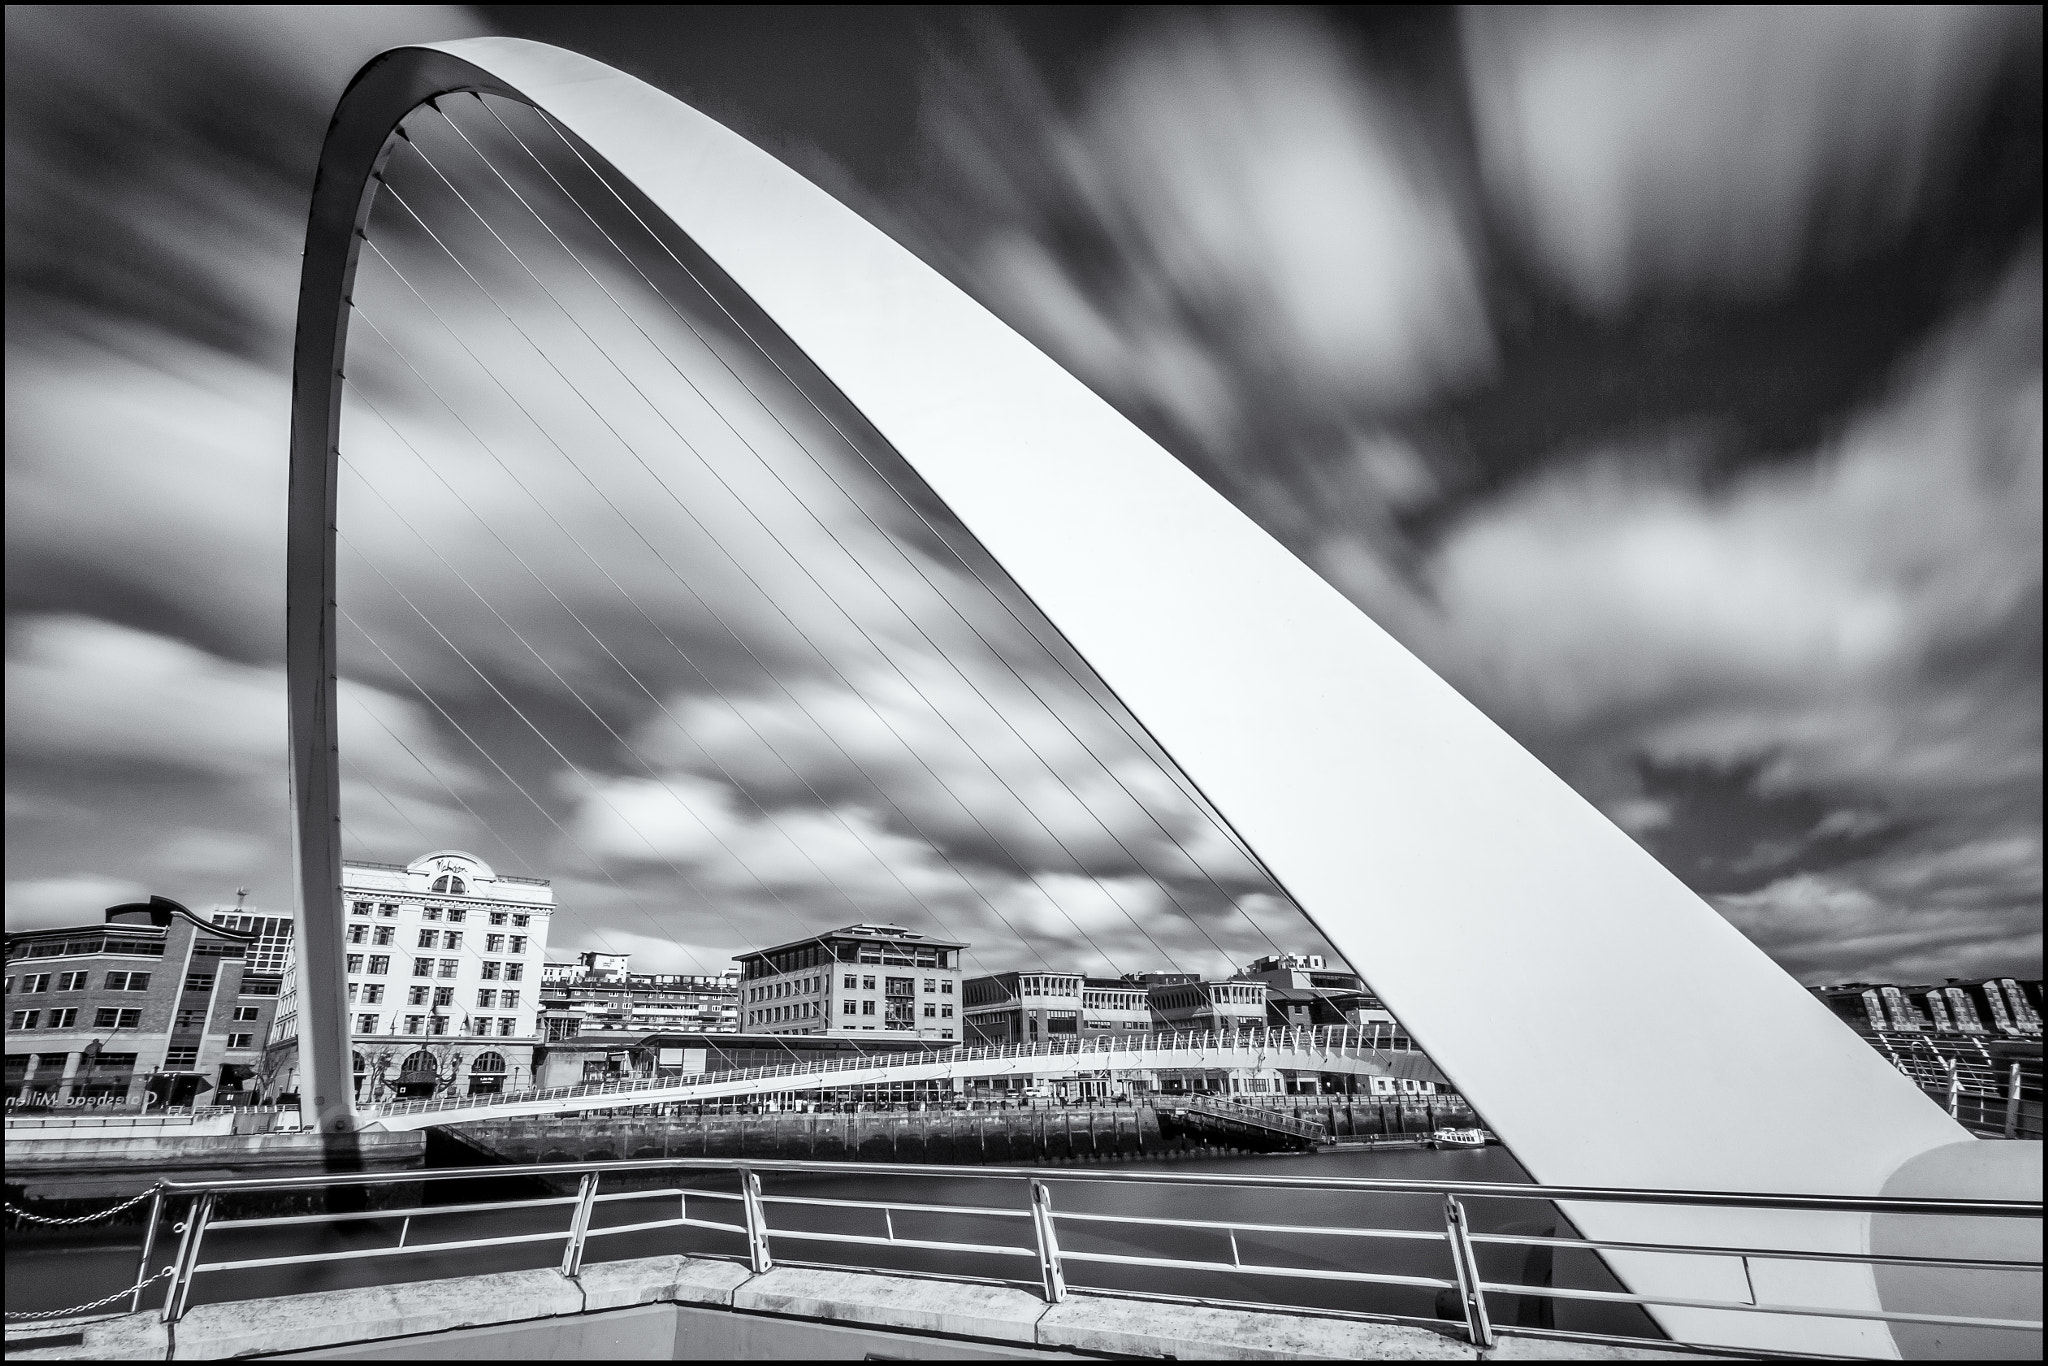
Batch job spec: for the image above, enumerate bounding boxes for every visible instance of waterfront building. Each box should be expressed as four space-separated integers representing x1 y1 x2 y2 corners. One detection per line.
963 973 1154 1044
265 850 553 1101
1813 979 2043 1038
1143 976 1270 1032
537 951 739 1038
531 1028 939 1089
735 924 963 1042
1232 953 1398 1034
4 896 282 1108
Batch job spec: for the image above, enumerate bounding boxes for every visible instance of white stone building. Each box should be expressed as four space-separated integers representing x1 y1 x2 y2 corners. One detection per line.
267 850 554 1100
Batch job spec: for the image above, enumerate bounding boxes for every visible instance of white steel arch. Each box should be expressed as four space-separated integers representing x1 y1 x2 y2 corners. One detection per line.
289 38 1973 1354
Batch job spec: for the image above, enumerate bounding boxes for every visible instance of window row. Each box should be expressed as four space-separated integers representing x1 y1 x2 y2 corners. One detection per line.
8 970 153 993
352 1014 522 1037
349 900 531 929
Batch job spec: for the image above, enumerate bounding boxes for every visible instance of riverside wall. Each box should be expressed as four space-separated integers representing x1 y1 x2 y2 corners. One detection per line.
438 1096 1478 1167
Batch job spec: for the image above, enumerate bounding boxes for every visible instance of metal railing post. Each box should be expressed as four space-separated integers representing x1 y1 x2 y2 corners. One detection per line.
162 1191 215 1324
2007 1062 2024 1138
740 1167 774 1274
560 1172 599 1277
130 1186 167 1315
1029 1179 1067 1303
1442 1194 1493 1349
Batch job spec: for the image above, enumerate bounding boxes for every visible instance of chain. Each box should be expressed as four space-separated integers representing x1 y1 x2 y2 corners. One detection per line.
3 1185 162 1226
3 1265 175 1323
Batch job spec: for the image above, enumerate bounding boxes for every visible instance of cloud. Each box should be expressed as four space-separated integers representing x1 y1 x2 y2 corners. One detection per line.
1464 6 2037 309
4 874 151 933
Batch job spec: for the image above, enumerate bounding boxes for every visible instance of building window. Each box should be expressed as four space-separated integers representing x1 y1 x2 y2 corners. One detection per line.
363 984 385 1004
498 1018 517 1036
47 1007 78 1029
348 925 369 944
378 903 399 918
413 957 434 977
941 981 953 994
446 908 466 924
346 955 365 974
431 875 466 895
509 936 527 954
923 1003 936 1017
512 914 529 928
501 990 519 1008
404 1016 424 1035
227 1033 254 1050
486 934 506 953
489 911 507 926
437 959 458 979
942 1005 954 1018
10 1011 39 1029
862 1000 875 1016
862 976 876 990
429 1015 449 1035
165 1046 198 1068
233 1006 260 1022
423 906 444 922
842 1001 856 1016
21 974 51 993
477 989 497 1008
434 987 455 1007
184 975 214 993
443 932 463 951
351 901 371 915
408 985 430 1006
418 929 439 949
175 1008 205 1030
356 1014 379 1034
373 926 394 946
481 961 501 980
368 956 390 976
505 963 523 981
58 972 88 991
924 978 935 992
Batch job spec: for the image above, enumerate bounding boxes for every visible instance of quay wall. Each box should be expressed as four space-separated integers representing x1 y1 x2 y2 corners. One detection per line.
438 1096 1476 1166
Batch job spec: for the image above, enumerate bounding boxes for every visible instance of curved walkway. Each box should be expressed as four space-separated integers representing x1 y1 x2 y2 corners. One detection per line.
360 1027 1447 1130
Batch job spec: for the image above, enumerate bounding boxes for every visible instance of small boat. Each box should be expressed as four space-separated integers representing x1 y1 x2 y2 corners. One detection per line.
1428 1127 1488 1149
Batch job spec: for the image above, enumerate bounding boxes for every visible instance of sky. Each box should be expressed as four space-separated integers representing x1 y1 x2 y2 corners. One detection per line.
5 6 2040 990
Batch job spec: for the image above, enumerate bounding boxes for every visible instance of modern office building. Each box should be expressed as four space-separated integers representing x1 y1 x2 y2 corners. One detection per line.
1143 976 1270 1032
5 896 282 1108
1232 953 1395 1032
963 972 1155 1044
1813 979 2044 1037
266 849 554 1101
538 951 739 1038
735 924 964 1042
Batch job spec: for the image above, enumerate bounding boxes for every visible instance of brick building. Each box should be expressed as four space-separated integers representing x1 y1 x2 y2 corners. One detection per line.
4 896 283 1108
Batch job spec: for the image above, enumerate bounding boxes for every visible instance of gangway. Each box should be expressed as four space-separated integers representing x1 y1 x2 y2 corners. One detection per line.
358 1027 1442 1130
1163 1094 1329 1149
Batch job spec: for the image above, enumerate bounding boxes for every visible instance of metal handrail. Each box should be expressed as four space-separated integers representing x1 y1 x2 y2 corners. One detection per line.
83 1153 2037 1361
363 1025 1430 1118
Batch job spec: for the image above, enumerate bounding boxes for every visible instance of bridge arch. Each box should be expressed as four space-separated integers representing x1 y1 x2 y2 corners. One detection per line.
288 38 1971 1355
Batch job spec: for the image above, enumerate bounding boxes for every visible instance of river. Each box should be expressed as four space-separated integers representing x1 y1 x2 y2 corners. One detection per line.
4 1144 1657 1339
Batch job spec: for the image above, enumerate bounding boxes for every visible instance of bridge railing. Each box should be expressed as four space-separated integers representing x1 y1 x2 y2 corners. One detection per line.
362 1025 1423 1119
79 1155 2039 1358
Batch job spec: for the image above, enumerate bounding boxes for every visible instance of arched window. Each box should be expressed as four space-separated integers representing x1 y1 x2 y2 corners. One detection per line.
469 1051 506 1074
399 1050 437 1076
431 874 467 895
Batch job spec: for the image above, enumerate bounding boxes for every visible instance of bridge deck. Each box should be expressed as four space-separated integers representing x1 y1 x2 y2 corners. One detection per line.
361 1028 1446 1130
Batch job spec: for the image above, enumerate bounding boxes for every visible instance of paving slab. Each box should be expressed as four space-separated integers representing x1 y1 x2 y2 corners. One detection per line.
5 1311 170 1362
1037 1297 1478 1360
169 1268 582 1358
733 1265 1049 1344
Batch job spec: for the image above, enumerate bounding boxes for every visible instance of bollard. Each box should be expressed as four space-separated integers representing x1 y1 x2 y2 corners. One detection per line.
740 1167 773 1274
560 1172 599 1278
